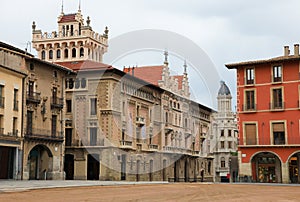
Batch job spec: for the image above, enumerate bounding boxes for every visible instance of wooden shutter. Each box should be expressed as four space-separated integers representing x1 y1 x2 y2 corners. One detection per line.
273 123 284 132
245 124 257 145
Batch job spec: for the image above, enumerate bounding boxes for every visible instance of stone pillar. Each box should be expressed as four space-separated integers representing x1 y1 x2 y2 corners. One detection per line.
281 162 289 183
74 159 87 180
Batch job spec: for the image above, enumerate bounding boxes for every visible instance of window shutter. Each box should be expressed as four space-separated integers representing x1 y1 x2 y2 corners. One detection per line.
245 124 256 145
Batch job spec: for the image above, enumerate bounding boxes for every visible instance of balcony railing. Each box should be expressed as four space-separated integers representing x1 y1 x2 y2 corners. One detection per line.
120 140 133 149
51 97 64 109
26 92 41 104
269 102 285 110
25 128 63 142
136 116 145 126
148 144 159 150
0 97 4 108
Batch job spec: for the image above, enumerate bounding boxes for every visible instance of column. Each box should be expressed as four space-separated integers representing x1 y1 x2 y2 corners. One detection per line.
281 162 289 183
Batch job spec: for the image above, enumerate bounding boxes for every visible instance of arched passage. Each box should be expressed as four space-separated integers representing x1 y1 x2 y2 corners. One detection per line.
28 144 52 180
288 152 300 183
251 152 282 183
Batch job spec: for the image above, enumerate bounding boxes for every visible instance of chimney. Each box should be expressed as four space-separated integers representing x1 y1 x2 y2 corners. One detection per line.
284 46 290 56
294 44 299 56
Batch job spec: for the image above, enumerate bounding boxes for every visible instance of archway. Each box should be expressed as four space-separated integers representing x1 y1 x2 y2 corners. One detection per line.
28 144 52 180
251 152 282 183
64 154 74 180
288 152 300 183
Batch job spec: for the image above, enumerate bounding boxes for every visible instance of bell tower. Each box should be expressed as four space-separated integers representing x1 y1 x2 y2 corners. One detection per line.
32 7 109 63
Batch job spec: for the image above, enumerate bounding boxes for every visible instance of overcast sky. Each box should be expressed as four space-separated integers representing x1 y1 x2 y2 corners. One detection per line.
1 0 300 109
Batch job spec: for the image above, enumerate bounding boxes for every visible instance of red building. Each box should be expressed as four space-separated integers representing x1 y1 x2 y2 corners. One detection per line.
226 44 300 183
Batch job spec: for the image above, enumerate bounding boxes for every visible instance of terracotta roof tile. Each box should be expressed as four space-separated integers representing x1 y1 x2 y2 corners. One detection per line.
58 14 76 23
123 66 164 86
56 60 112 71
172 75 183 90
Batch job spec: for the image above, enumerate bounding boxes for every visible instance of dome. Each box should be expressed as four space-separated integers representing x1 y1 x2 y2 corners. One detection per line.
218 81 231 96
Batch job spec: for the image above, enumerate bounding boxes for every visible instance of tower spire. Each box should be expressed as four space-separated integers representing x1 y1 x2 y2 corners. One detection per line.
78 0 81 12
164 50 169 66
183 59 187 74
61 0 64 14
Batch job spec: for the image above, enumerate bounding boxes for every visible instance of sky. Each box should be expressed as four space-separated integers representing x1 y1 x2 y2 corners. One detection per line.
1 0 300 109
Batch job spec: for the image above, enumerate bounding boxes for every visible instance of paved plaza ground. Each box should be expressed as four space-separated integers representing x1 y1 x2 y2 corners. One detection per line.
0 181 300 202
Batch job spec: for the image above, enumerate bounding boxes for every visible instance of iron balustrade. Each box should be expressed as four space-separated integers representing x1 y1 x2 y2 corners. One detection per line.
26 92 41 104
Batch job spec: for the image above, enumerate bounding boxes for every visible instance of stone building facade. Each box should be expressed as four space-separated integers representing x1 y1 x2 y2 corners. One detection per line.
30 9 215 181
0 42 27 179
211 81 237 182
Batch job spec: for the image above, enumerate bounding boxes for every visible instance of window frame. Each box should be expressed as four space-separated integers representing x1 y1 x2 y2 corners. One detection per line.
245 67 255 85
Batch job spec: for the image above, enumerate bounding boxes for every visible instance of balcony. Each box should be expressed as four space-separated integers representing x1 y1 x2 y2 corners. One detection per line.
148 144 159 151
51 97 64 109
0 97 4 108
269 102 285 111
192 150 200 157
119 140 133 149
26 92 41 104
136 116 145 126
165 122 173 134
25 128 63 143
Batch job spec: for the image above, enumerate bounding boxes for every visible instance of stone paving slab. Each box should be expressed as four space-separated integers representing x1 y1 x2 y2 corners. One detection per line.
0 180 169 193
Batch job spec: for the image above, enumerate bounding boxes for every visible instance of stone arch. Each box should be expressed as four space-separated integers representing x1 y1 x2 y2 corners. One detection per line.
251 151 282 183
287 151 300 183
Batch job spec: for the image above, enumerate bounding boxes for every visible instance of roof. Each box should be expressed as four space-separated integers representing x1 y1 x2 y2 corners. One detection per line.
172 75 183 90
56 60 112 71
0 41 33 57
226 55 300 69
58 14 76 23
218 81 231 96
30 58 74 73
123 66 164 86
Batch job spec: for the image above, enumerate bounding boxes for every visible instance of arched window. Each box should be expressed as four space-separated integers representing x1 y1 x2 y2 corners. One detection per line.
62 26 65 36
75 79 80 89
49 50 53 59
68 79 74 89
70 25 74 36
41 50 46 60
72 48 76 58
80 48 84 57
64 49 68 58
56 49 61 59
81 78 86 88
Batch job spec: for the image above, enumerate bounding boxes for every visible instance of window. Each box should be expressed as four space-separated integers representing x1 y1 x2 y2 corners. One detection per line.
272 122 285 145
41 50 46 60
52 87 57 104
273 65 282 82
81 78 86 88
221 129 224 137
51 115 57 137
26 111 33 135
0 85 4 108
49 50 53 59
75 79 80 89
245 90 255 110
53 71 57 78
90 128 97 146
56 49 61 59
228 129 232 137
220 141 225 149
13 89 18 111
80 48 84 57
228 141 232 149
221 157 225 168
0 115 3 134
66 100 72 113
70 25 74 36
72 48 76 58
68 79 74 89
245 123 257 145
65 128 72 146
272 88 283 109
246 68 254 85
90 98 97 115
12 117 17 136
28 81 34 96
64 49 68 58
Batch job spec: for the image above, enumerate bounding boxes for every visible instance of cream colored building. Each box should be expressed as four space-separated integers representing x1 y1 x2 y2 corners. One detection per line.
30 8 214 181
0 42 27 179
